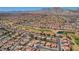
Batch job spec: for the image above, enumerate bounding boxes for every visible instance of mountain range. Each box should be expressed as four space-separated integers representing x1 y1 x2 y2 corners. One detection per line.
0 7 79 15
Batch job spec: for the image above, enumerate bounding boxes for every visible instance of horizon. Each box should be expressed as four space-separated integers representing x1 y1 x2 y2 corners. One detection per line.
0 7 79 12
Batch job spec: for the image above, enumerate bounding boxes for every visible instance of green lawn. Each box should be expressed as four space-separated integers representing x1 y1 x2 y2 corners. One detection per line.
74 36 79 46
72 35 79 46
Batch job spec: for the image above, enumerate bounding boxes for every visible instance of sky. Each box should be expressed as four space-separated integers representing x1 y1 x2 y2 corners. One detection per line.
0 7 79 12
0 7 44 12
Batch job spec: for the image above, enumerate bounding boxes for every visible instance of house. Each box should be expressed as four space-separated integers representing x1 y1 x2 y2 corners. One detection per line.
62 46 70 51
51 43 57 48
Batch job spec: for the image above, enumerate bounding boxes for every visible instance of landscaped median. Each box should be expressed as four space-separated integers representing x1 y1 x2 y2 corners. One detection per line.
16 25 55 35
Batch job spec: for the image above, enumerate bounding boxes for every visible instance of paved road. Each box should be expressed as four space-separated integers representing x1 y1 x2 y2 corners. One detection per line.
56 37 62 51
36 45 58 51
